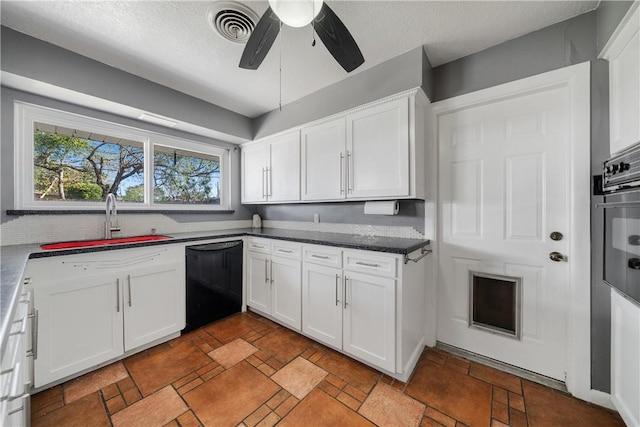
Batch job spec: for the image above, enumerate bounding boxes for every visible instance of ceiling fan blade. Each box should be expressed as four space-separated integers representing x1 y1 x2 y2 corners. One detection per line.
313 3 364 73
239 7 280 70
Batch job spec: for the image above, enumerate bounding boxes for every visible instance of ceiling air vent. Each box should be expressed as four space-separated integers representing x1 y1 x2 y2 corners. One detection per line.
208 2 259 44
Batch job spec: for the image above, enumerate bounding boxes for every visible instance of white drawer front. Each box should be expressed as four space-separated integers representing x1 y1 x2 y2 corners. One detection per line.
303 245 342 268
247 238 271 254
272 241 302 260
343 251 398 278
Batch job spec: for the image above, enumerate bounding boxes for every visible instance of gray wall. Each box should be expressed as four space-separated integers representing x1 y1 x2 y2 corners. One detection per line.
253 46 427 139
590 59 612 392
0 87 255 224
254 200 425 234
596 1 636 54
432 11 597 102
1 27 252 142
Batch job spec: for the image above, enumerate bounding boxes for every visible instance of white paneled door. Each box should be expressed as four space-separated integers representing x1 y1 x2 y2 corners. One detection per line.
436 64 590 385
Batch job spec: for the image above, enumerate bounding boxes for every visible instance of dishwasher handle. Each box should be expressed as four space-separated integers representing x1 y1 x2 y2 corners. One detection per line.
186 241 243 252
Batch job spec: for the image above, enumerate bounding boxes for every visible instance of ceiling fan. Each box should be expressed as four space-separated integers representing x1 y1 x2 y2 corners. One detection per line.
239 0 365 73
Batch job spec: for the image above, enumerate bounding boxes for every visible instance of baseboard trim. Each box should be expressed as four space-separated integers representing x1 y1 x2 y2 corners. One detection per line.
436 341 568 393
590 389 616 411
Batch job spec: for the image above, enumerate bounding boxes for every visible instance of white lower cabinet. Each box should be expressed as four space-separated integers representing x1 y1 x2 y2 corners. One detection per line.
246 238 302 330
1 282 33 427
302 263 343 348
611 289 640 427
301 245 419 377
35 273 124 387
342 272 395 372
247 250 271 314
124 262 183 351
271 257 302 329
24 246 185 388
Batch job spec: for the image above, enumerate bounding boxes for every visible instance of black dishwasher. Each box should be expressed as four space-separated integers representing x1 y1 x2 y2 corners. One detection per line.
184 240 243 332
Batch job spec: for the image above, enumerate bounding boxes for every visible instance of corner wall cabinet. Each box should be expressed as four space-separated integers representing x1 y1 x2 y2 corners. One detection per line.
241 131 301 203
23 246 185 388
246 238 302 330
243 89 426 204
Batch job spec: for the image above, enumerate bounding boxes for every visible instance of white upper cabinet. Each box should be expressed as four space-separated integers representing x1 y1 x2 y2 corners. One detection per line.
268 131 301 202
241 131 301 203
346 98 410 198
243 89 427 204
302 118 346 201
241 142 268 203
600 3 640 154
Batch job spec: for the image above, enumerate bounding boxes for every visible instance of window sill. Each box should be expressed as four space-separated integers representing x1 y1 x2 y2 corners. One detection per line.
6 209 236 216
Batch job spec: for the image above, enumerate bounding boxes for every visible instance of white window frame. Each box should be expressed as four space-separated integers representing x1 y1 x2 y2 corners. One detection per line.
14 101 230 211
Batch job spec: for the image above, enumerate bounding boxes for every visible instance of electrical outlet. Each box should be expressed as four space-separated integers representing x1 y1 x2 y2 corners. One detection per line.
313 214 320 223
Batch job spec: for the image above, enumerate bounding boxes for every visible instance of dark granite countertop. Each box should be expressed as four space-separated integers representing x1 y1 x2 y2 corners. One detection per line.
1 228 429 353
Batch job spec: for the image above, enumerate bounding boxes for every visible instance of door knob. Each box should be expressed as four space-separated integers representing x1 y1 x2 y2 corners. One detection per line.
549 252 566 262
550 232 563 241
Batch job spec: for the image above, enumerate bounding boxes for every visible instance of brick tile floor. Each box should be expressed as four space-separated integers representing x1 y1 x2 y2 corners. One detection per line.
31 312 624 427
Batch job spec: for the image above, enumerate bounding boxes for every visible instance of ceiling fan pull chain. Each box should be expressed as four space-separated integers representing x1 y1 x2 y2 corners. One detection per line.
279 21 282 112
311 2 316 46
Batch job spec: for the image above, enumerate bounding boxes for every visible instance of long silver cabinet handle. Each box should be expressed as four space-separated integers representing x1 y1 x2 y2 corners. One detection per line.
265 258 269 283
355 261 380 268
343 276 349 308
32 310 39 360
347 151 353 193
277 249 293 254
335 274 341 306
270 260 274 285
116 278 120 312
267 167 272 197
340 152 344 194
262 167 267 199
311 254 329 260
127 275 132 307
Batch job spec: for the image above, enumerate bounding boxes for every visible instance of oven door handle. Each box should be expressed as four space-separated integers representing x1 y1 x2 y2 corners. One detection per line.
596 201 640 208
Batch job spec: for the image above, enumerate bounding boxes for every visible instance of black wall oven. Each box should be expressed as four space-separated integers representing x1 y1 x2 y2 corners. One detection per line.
601 142 640 305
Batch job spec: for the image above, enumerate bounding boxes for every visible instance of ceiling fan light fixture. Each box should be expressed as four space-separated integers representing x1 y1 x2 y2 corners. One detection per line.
268 0 323 28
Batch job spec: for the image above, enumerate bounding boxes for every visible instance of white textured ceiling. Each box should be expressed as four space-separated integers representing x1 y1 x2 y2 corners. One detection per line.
1 1 598 118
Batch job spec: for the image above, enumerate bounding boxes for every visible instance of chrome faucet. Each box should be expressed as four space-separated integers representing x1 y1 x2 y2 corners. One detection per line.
105 193 121 239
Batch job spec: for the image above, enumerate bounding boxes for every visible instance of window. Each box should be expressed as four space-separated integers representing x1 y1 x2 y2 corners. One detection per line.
15 102 230 210
153 146 221 205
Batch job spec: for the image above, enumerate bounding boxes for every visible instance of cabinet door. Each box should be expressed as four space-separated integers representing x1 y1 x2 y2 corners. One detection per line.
342 271 395 372
301 118 346 201
242 142 267 203
124 262 185 351
268 131 301 202
611 289 640 427
346 98 409 198
34 274 124 387
247 251 271 314
302 263 343 348
605 5 639 154
271 257 302 330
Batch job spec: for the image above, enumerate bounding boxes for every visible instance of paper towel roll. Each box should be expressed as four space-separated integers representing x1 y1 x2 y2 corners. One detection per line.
364 200 399 215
